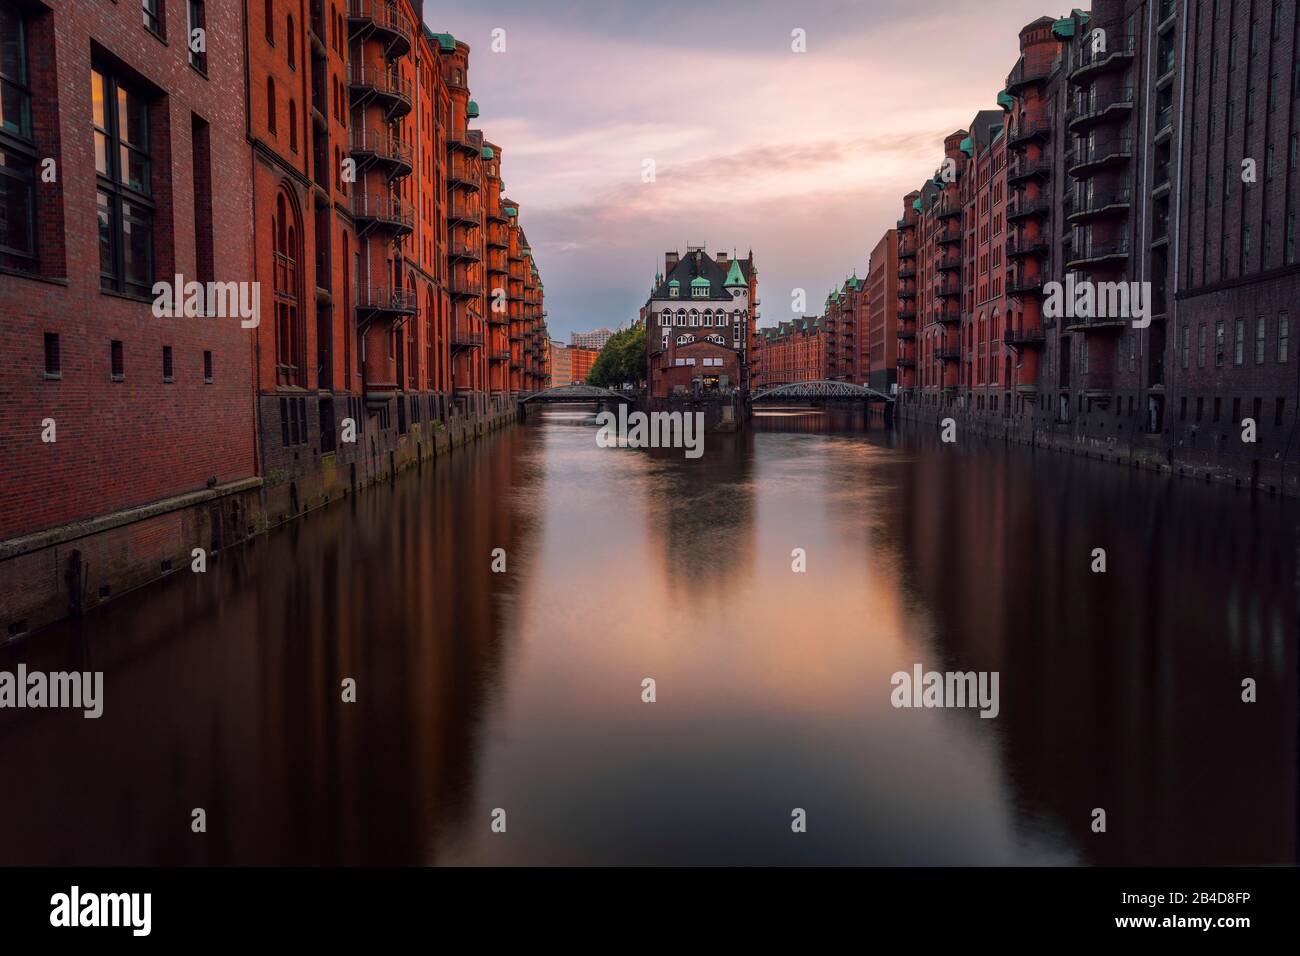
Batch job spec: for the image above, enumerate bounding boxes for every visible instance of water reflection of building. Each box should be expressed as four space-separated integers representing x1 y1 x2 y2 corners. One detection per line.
643 430 757 594
0 428 545 864
882 431 1297 865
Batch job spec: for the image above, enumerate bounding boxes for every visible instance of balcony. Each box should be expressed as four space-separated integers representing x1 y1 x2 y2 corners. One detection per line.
936 224 961 246
898 356 917 369
445 131 479 155
1006 235 1049 259
1007 121 1051 148
1008 158 1052 184
936 197 962 220
447 153 480 191
898 287 916 300
1067 87 1134 132
348 65 412 118
1068 138 1133 176
1069 34 1136 83
356 285 417 319
1006 59 1054 94
1004 326 1046 347
447 198 479 225
898 308 917 321
1007 274 1048 297
450 323 483 351
899 243 917 259
487 309 509 326
935 278 961 299
897 329 916 341
490 349 511 362
448 273 482 297
935 347 961 363
447 240 481 262
351 193 414 236
1064 313 1129 334
1065 238 1130 269
1068 186 1132 223
346 0 412 58
896 218 916 231
936 308 961 326
349 127 413 177
1007 194 1051 221
486 225 510 249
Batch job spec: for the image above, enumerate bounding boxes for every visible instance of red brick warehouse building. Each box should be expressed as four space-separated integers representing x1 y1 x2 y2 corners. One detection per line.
0 0 549 636
0 0 259 634
247 1 548 515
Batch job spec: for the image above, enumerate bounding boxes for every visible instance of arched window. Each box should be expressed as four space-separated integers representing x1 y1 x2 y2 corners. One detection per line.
407 273 418 389
264 0 274 43
689 309 699 327
342 230 352 389
676 309 686 324
273 189 304 386
288 100 297 151
266 77 276 133
287 16 295 68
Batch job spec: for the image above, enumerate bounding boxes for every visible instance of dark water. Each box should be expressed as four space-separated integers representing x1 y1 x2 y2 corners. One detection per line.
1 407 1295 865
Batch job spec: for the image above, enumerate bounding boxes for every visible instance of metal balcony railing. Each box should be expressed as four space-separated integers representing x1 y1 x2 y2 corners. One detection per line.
348 64 412 113
350 127 413 171
351 193 414 230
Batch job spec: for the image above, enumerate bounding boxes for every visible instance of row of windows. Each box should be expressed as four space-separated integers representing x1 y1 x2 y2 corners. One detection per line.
1179 394 1287 429
41 333 213 384
1179 312 1290 369
657 310 744 327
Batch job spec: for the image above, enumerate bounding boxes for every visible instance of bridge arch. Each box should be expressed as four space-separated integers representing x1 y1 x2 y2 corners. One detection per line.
518 384 636 404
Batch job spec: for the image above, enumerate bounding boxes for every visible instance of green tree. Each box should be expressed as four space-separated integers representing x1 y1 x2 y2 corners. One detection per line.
587 324 646 387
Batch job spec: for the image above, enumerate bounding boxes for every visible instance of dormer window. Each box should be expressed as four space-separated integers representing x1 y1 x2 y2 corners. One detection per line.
669 286 679 298
692 285 708 298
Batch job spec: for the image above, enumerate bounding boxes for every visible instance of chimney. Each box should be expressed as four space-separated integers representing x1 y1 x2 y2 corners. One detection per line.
717 251 728 264
665 251 679 273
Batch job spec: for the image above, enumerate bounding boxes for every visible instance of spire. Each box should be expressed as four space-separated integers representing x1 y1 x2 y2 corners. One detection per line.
724 257 746 288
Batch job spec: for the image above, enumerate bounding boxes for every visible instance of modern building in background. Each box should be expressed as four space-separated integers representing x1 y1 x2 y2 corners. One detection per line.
570 327 615 351
894 1 1300 492
865 229 899 393
642 247 758 398
759 318 826 385
0 0 548 636
549 342 599 386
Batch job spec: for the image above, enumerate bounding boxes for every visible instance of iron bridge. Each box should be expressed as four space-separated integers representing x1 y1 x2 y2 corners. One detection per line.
750 380 895 403
518 385 636 404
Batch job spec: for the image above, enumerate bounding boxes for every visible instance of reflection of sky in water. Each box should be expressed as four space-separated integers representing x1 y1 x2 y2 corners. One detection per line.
1 418 1293 866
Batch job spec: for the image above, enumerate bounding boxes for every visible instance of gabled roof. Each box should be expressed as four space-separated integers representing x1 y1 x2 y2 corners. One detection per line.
650 249 753 301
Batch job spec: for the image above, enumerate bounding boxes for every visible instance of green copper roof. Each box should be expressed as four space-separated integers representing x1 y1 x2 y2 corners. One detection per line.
668 278 680 286
431 32 456 52
690 276 710 287
1052 17 1076 38
503 205 518 217
724 258 746 287
997 90 1014 111
959 136 974 156
481 146 495 160
912 198 922 212
467 100 479 119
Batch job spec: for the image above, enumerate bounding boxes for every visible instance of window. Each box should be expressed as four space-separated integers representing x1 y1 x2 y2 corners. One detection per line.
111 339 124 380
1180 323 1190 369
1255 316 1266 364
287 16 295 68
272 190 304 385
288 100 297 151
1233 318 1245 365
203 349 213 383
142 0 163 38
0 1 36 271
43 332 59 378
1198 324 1206 367
266 77 276 132
94 66 154 296
265 0 274 44
1276 398 1286 427
1279 312 1290 363
1215 320 1225 365
188 1 206 73
162 344 174 382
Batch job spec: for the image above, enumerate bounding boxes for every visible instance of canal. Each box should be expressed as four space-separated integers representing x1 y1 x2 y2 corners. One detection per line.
0 408 1294 865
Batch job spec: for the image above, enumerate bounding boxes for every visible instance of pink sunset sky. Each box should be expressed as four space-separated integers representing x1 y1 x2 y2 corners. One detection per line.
427 0 1066 340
